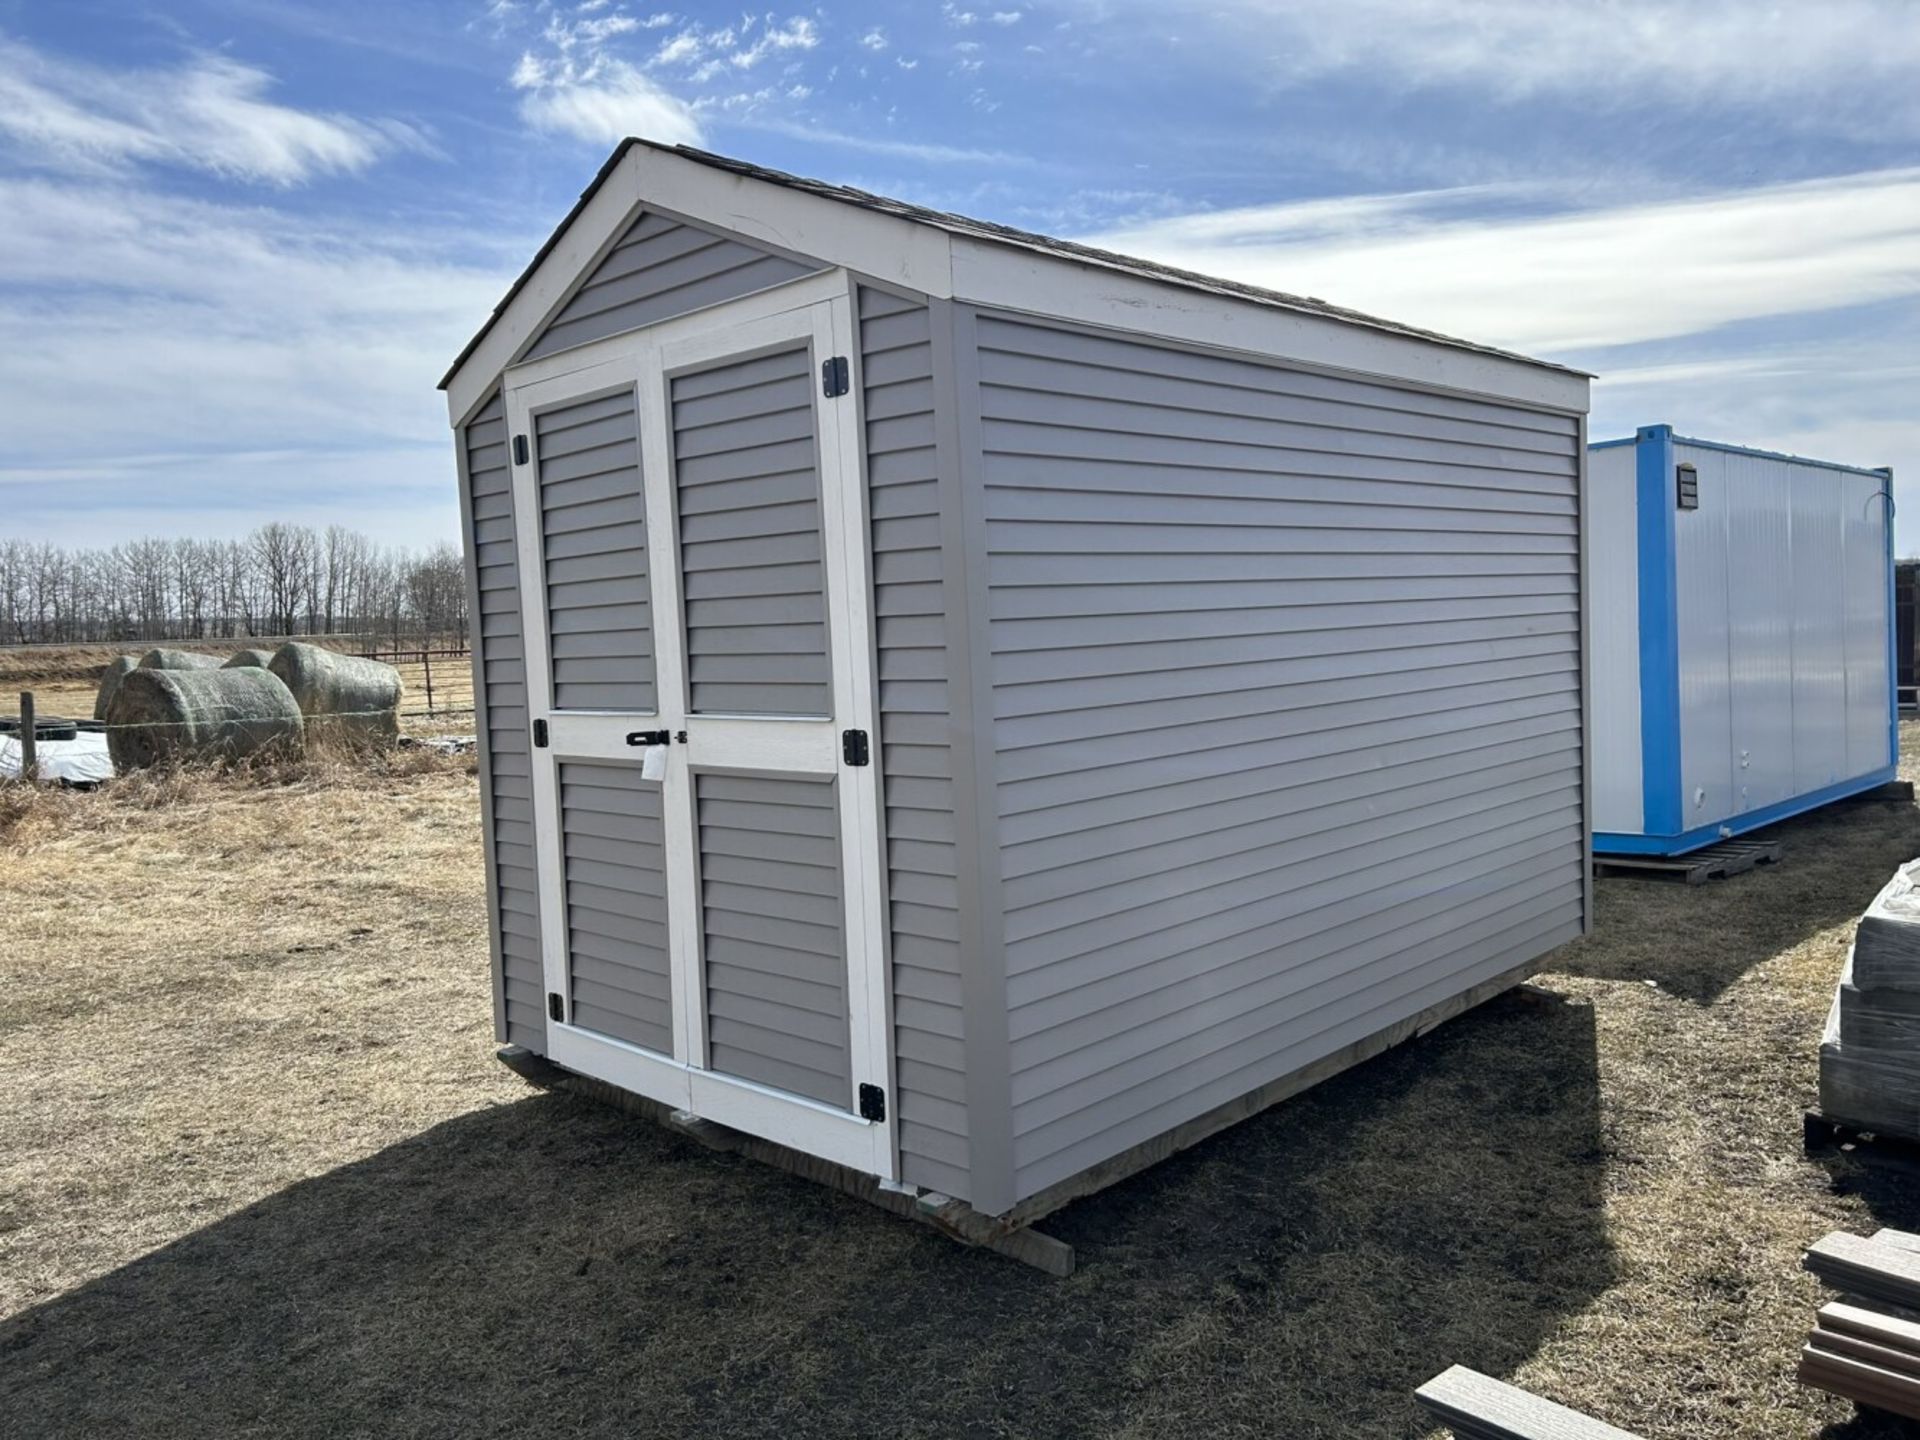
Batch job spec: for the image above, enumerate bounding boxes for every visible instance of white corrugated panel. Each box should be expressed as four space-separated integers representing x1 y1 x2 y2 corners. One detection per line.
1674 447 1734 828
1587 443 1642 833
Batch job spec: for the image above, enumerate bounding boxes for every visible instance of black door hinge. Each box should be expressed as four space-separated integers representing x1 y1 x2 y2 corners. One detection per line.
858 1083 886 1122
841 728 870 766
532 718 549 748
513 433 530 466
821 355 850 398
548 992 565 1022
1676 461 1699 510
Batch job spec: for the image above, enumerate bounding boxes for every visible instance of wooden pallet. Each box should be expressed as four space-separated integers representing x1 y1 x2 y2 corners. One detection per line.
1593 838 1782 886
1805 1109 1920 1174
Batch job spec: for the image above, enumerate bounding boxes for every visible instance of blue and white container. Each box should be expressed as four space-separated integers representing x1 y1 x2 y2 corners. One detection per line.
1591 425 1896 855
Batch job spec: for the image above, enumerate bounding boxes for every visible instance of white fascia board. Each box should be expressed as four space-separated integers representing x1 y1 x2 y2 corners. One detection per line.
447 140 1589 427
948 235 1592 416
444 145 956 427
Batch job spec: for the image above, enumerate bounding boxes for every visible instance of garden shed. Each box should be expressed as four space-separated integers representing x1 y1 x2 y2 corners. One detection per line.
1589 426 1895 856
441 140 1594 1237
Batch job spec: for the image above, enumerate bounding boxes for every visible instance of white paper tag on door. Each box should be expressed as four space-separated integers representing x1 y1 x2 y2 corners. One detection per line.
640 744 667 782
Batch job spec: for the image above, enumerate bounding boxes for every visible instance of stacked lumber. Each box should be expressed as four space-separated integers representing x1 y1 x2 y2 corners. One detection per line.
1819 860 1920 1141
1414 1366 1645 1439
1800 1230 1920 1421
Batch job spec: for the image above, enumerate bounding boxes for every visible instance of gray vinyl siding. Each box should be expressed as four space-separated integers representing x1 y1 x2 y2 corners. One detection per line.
526 209 821 362
535 390 656 712
697 773 851 1108
465 393 546 1051
969 312 1587 1201
859 286 970 1197
671 345 833 716
560 761 673 1054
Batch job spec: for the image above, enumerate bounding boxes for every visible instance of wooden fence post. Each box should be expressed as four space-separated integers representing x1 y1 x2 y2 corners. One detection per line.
19 691 36 782
421 649 435 715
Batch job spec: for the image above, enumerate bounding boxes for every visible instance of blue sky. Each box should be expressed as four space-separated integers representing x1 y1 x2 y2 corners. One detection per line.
2 0 1917 549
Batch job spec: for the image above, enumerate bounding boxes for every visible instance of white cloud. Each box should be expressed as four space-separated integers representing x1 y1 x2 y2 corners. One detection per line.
509 8 705 144
990 10 1024 23
0 35 426 186
515 60 704 144
860 27 889 51
726 16 818 68
1188 0 1920 137
0 176 519 545
1081 168 1920 354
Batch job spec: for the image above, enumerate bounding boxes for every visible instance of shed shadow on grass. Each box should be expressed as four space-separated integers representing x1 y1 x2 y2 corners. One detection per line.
1551 798 1920 1005
0 993 1606 1440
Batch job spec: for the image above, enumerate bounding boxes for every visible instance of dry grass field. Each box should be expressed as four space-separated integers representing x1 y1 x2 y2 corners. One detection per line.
2 729 1919 1437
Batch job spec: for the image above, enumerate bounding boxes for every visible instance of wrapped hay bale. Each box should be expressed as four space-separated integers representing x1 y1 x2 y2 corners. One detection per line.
139 648 223 671
268 642 402 745
93 655 138 721
223 648 276 670
105 667 305 772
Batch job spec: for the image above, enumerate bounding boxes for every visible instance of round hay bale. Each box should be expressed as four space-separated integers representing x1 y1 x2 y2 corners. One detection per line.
268 642 403 744
139 648 223 671
105 668 305 773
93 655 138 721
223 648 276 670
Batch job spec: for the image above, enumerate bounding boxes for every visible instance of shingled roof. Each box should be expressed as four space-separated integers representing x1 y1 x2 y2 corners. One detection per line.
441 137 1587 390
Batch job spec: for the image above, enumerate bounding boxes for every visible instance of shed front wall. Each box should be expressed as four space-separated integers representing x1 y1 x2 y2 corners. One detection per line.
956 308 1589 1203
454 241 976 1199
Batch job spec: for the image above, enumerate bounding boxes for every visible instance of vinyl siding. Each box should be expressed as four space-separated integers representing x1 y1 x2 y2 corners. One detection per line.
465 393 546 1051
525 210 821 362
671 345 834 716
535 390 656 712
859 286 970 1197
970 313 1587 1201
697 773 851 1108
559 760 673 1054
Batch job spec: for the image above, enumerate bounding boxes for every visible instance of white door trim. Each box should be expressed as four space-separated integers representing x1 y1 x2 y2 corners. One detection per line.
505 274 897 1181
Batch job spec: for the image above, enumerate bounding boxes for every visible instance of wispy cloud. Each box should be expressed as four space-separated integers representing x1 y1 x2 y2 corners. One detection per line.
0 175 516 544
737 116 1024 166
1083 168 1920 354
1193 0 1920 138
0 33 430 185
509 4 704 144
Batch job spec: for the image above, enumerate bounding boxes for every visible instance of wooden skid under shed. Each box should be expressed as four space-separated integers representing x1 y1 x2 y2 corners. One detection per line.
1593 838 1781 886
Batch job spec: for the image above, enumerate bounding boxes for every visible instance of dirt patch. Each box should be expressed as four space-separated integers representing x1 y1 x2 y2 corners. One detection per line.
2 735 1919 1437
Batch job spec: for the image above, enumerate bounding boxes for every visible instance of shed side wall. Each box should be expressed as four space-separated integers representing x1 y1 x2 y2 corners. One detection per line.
464 392 547 1051
966 311 1588 1201
857 284 971 1197
1587 443 1643 833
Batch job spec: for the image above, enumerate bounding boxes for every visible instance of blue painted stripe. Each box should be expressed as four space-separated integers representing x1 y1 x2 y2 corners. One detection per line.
1635 425 1683 835
1595 765 1899 856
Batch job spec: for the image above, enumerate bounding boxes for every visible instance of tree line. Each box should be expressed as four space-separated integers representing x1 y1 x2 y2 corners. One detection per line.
0 524 468 648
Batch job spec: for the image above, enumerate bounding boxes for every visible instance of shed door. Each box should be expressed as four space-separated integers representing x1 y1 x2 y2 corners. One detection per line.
505 286 893 1179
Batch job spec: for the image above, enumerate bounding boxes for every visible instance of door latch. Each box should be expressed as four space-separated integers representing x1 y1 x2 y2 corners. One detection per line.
841 728 870 766
626 729 671 746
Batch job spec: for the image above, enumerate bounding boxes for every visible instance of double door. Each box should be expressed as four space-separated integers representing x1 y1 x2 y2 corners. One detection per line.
504 280 893 1177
